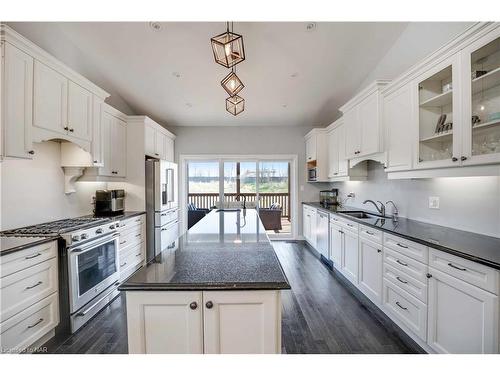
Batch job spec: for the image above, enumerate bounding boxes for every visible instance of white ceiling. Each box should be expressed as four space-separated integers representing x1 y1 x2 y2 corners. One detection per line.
8 22 408 127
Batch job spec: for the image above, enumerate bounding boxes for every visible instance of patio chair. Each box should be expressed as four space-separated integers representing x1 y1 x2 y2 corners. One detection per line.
258 203 283 231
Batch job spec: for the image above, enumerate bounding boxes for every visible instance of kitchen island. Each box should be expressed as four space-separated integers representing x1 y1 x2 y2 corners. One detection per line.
119 209 290 354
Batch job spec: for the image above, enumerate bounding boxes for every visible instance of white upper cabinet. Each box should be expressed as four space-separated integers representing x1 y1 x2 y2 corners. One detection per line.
67 81 92 141
155 131 166 159
98 105 127 177
414 55 461 170
112 117 127 177
341 80 389 160
33 60 68 136
305 134 317 162
1 42 34 159
145 123 156 156
165 136 174 162
128 116 176 161
383 83 414 171
344 107 360 159
461 28 500 166
327 126 340 178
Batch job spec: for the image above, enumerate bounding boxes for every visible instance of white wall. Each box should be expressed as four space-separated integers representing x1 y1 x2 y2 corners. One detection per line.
330 162 500 238
359 22 475 89
171 125 326 236
0 142 107 230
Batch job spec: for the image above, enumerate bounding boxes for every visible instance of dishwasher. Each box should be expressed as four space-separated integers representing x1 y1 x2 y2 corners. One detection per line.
316 211 330 260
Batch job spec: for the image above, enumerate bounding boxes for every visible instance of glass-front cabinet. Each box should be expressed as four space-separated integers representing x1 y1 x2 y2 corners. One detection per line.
415 56 461 169
461 29 500 165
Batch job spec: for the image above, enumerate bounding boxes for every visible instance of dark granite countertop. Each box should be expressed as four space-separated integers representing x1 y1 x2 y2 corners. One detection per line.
303 202 500 270
119 209 290 291
91 211 146 221
0 236 58 256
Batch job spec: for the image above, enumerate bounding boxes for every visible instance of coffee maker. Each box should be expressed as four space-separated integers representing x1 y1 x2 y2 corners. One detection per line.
319 189 339 207
94 189 125 216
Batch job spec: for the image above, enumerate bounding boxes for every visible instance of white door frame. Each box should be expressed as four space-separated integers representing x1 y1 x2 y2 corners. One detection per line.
179 154 298 240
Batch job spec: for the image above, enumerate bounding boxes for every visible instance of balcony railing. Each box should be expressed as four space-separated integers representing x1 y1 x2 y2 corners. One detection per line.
188 192 290 219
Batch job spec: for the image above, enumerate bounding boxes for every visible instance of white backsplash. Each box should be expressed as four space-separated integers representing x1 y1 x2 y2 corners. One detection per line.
330 162 500 238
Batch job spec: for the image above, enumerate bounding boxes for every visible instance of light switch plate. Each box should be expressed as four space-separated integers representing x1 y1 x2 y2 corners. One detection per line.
429 196 440 209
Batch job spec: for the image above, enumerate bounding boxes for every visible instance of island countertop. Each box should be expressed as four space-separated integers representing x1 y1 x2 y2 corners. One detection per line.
119 209 291 291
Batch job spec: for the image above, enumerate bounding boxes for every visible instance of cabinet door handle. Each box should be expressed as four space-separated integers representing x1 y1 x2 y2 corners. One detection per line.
135 233 141 237
377 249 382 253
461 156 467 161
69 128 74 132
452 157 458 162
205 301 214 309
120 240 127 245
120 262 127 267
366 231 374 235
28 150 35 155
27 318 44 329
395 301 408 311
190 302 198 310
396 259 408 267
25 253 42 260
347 223 354 227
448 262 467 271
64 126 69 131
93 160 98 163
396 276 408 284
25 281 43 290
396 243 408 249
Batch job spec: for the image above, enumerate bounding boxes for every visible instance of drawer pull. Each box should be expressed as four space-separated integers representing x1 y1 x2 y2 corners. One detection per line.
338 230 344 234
25 281 43 290
395 301 408 311
396 276 408 284
377 249 382 253
135 234 141 237
27 318 44 329
25 253 42 260
396 243 408 249
448 263 467 271
135 218 141 222
120 241 127 245
120 262 127 267
161 213 167 216
135 253 141 257
396 259 408 267
347 223 354 227
366 231 375 235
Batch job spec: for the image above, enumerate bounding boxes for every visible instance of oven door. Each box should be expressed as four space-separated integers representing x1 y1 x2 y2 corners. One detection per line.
68 234 120 313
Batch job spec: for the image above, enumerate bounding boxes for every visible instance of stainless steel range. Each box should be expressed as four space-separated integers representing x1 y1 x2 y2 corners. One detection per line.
1 217 121 333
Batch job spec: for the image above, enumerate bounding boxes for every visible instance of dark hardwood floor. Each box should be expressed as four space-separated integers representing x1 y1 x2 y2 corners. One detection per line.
41 241 421 354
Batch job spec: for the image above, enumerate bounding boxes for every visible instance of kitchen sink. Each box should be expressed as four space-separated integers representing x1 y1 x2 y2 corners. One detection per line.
339 211 385 219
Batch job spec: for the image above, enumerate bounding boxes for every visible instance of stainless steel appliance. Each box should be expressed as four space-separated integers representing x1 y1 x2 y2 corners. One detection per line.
316 210 329 259
320 189 339 207
308 167 317 182
94 189 125 216
1 217 121 333
145 159 179 262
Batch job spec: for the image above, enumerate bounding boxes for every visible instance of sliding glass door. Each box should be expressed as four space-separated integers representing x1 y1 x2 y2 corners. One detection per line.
185 158 293 239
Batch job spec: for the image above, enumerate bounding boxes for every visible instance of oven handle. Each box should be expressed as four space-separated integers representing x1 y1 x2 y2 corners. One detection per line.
70 233 119 254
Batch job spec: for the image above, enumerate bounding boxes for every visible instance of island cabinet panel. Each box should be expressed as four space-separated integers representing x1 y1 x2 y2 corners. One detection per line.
126 291 203 354
203 291 281 354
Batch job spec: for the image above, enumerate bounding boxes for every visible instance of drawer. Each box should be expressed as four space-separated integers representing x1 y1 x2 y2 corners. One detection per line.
119 242 144 272
0 241 57 278
156 209 178 227
428 248 499 295
1 258 58 322
330 214 358 233
384 247 428 283
119 228 144 253
0 292 59 352
359 224 382 244
383 279 427 341
383 263 427 303
384 234 428 264
118 215 145 232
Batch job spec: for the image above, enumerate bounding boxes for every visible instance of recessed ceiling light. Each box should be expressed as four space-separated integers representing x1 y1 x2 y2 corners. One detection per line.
306 22 317 32
185 103 193 108
172 72 181 78
149 22 163 32
282 104 288 108
290 72 299 78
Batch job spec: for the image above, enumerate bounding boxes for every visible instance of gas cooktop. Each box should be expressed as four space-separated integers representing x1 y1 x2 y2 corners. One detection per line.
1 217 111 237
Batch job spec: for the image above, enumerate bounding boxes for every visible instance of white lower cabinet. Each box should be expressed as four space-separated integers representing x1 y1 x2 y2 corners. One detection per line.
427 267 499 354
126 290 282 354
302 205 317 248
358 236 383 305
329 222 342 267
203 290 281 354
341 229 359 285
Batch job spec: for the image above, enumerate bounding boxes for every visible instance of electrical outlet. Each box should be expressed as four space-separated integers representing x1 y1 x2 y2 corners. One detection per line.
429 196 440 209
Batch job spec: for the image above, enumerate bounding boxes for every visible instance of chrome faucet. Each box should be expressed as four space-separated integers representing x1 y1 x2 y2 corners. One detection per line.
363 200 386 217
385 200 399 222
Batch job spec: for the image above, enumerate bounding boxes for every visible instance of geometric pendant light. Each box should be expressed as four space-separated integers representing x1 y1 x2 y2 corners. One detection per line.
211 22 245 68
221 70 244 96
226 95 245 116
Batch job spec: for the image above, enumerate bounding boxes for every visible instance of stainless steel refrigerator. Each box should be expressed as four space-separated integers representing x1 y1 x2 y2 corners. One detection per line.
145 159 179 262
